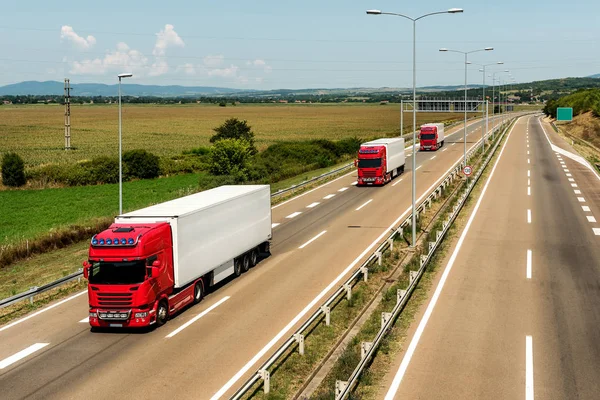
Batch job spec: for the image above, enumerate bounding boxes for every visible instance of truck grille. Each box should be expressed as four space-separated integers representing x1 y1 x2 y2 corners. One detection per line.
97 293 133 307
361 170 377 177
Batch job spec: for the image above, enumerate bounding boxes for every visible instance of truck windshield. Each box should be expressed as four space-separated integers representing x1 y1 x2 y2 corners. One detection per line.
420 134 436 140
89 261 146 284
358 158 382 168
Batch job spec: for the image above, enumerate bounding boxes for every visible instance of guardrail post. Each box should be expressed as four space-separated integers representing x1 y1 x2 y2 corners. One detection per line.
436 230 442 242
420 254 427 267
335 381 348 400
397 289 406 305
429 242 435 254
344 283 352 301
361 266 368 282
388 237 394 251
321 305 331 326
381 312 392 331
294 333 305 355
29 286 38 305
259 369 270 394
375 251 382 266
410 270 418 283
361 341 373 359
77 267 83 283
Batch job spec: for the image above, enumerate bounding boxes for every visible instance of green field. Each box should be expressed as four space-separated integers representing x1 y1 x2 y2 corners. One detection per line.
0 103 469 168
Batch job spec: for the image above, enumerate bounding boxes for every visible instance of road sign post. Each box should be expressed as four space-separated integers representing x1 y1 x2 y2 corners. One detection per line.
463 165 473 176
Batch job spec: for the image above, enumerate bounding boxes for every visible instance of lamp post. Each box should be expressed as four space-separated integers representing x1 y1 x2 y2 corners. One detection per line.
366 7 463 248
474 62 503 150
118 73 133 215
439 47 493 167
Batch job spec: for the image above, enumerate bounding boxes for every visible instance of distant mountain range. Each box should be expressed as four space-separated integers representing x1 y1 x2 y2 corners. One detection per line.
589 73 600 79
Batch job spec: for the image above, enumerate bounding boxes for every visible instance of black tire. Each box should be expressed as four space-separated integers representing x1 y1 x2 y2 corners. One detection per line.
242 253 250 273
156 300 168 327
193 280 204 304
250 249 259 267
234 258 242 277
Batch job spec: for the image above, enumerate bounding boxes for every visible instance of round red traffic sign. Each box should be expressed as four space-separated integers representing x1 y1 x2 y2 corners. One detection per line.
463 165 473 176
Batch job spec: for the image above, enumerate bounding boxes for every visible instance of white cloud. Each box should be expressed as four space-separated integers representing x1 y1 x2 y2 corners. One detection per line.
153 24 185 56
60 26 96 49
203 55 224 68
176 63 196 76
70 42 148 76
208 65 239 78
248 59 272 73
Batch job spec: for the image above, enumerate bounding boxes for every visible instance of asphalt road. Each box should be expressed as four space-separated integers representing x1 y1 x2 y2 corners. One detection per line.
0 114 512 400
382 115 600 399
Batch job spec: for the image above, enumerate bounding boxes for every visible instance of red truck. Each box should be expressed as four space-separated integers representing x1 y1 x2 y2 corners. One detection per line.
419 123 445 151
356 138 406 186
83 185 272 329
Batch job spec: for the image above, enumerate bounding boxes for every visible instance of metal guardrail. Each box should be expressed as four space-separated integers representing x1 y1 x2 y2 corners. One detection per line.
334 117 516 400
230 117 517 399
0 269 84 309
270 163 355 199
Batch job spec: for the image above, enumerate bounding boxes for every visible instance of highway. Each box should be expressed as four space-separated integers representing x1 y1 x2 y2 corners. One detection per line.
382 115 600 399
0 115 509 400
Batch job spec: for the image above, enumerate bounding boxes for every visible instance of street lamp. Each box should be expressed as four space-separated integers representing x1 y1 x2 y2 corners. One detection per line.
474 61 503 150
439 47 493 167
118 72 132 215
366 7 463 248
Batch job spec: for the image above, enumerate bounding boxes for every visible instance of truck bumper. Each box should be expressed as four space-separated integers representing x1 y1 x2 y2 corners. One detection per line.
89 307 156 328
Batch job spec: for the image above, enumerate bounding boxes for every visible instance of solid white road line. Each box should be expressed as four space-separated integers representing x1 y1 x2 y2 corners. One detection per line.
306 202 320 209
578 197 586 202
338 187 348 192
527 250 532 279
211 120 507 400
0 343 49 369
416 166 422 171
587 216 597 223
528 209 532 224
79 317 89 323
286 211 302 219
593 228 600 236
0 290 88 333
271 169 355 209
166 296 230 338
574 189 581 194
298 230 327 250
323 194 335 200
383 116 520 400
392 178 404 187
526 336 534 400
583 206 591 212
356 199 373 211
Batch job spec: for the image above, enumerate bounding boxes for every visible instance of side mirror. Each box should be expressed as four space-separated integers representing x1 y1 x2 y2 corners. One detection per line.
82 261 90 279
151 267 160 278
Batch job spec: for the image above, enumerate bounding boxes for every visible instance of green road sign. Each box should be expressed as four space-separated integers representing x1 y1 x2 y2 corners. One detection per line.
557 107 573 121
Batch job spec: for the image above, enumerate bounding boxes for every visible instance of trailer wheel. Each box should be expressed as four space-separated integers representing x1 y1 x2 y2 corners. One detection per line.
156 300 169 326
193 280 204 304
250 249 259 267
242 253 251 273
234 258 242 277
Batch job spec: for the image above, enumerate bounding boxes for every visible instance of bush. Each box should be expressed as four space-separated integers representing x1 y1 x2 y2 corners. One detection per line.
84 156 119 184
210 118 257 155
209 139 251 179
123 149 161 180
1 152 26 187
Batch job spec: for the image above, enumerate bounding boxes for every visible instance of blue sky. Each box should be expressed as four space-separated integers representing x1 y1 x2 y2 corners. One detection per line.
0 0 598 89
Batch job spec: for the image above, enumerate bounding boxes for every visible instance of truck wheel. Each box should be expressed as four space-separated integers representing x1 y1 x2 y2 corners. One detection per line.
250 249 259 267
193 280 204 304
242 253 250 272
234 258 242 277
156 300 168 326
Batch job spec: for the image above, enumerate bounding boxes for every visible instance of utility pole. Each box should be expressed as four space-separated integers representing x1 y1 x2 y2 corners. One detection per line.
64 78 71 150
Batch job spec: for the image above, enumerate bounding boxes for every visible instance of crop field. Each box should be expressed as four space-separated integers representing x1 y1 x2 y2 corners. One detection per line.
0 103 472 167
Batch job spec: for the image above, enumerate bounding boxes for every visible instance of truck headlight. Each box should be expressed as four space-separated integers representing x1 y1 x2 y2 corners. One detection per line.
89 312 97 318
135 312 148 318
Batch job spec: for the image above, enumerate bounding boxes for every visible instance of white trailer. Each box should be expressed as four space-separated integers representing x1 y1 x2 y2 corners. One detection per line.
116 185 272 288
361 138 406 174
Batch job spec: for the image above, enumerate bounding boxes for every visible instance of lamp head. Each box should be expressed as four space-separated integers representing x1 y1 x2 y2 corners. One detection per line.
118 73 133 78
439 48 448 52
484 47 493 51
366 9 381 15
447 8 464 13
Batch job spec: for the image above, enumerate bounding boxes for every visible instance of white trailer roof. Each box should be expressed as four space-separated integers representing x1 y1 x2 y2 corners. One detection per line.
119 185 269 219
362 137 404 146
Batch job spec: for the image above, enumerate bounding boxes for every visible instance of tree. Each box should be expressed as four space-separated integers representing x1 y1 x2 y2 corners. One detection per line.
123 149 161 179
1 152 26 187
210 118 257 155
209 138 251 181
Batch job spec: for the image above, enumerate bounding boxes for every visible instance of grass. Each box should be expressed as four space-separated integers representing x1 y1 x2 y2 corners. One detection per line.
0 173 202 247
0 103 470 168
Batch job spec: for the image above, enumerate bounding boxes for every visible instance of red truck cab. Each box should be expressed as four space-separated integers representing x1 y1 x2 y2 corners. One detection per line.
357 145 388 185
84 223 199 329
419 124 444 151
